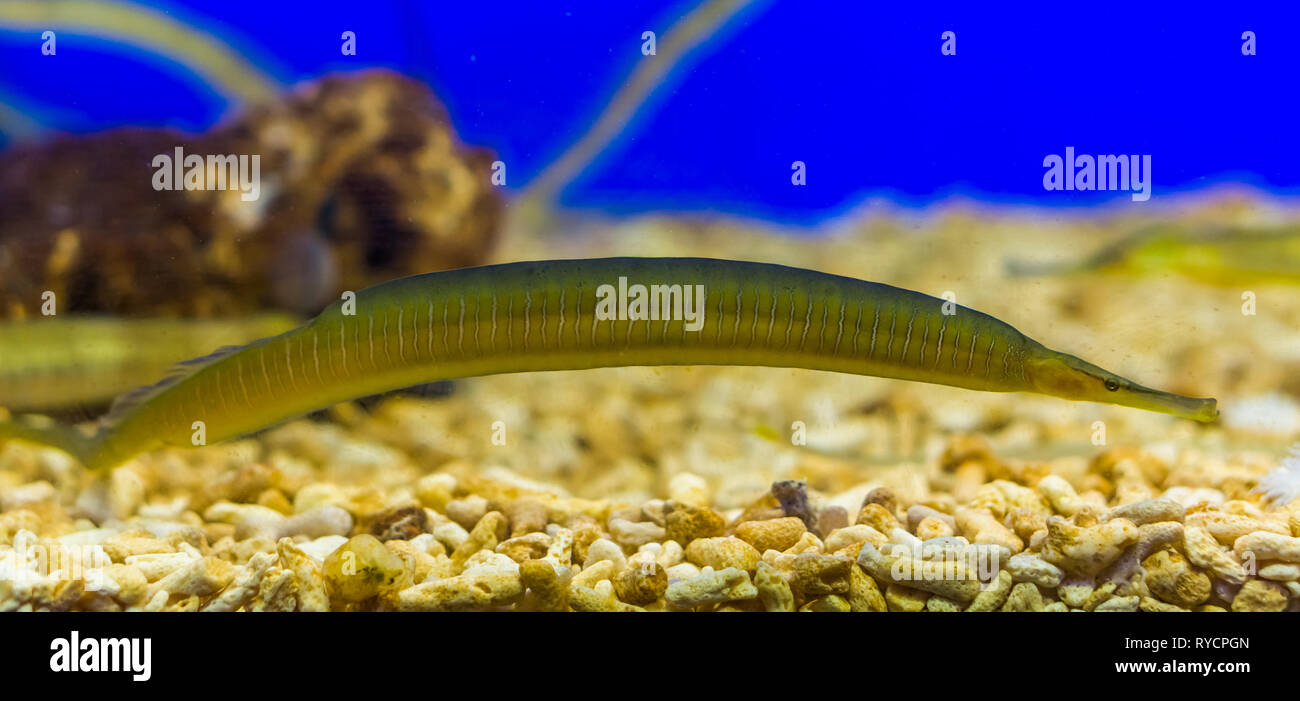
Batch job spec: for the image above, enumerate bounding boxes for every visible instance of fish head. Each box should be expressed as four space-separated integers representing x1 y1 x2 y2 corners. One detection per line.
1026 348 1218 422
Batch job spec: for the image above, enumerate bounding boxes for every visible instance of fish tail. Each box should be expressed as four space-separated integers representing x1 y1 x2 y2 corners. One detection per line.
0 416 102 468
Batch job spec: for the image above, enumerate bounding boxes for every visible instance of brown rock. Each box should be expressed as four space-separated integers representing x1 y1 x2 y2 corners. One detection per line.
684 537 761 572
856 503 901 533
815 506 849 538
733 517 806 553
1231 579 1289 612
848 566 887 612
568 516 605 565
791 554 852 598
1143 548 1211 608
368 505 429 541
614 562 668 605
520 559 567 612
666 505 726 546
861 487 900 518
496 533 551 563
323 534 405 602
884 582 929 612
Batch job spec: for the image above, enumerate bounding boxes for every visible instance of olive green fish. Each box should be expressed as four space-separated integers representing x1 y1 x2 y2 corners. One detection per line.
1007 225 1300 287
0 314 298 411
0 258 1217 471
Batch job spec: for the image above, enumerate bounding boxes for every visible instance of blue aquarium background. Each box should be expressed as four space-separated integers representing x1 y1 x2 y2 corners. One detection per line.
1 0 1297 224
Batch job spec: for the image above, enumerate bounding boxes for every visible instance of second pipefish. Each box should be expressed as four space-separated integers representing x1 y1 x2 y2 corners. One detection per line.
8 257 1218 471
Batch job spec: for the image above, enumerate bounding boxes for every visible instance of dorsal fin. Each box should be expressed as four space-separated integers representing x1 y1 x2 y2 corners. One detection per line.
103 337 272 426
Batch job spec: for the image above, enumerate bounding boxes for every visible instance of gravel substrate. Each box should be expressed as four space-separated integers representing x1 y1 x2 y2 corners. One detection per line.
1 413 1297 612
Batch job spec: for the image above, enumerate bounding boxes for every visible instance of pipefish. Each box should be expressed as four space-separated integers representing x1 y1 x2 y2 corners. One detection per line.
1006 225 1300 287
0 258 1218 471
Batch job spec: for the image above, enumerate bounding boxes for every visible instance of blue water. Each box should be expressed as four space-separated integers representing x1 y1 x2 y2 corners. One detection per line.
1 0 1297 224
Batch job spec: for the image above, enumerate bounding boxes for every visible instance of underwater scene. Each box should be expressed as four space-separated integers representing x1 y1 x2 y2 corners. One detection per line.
1 1 1299 620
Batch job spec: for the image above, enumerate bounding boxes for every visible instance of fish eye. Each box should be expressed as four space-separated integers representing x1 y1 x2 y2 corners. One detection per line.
1104 379 1120 392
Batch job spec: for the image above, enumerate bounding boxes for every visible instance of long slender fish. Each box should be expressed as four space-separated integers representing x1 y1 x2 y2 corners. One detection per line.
0 258 1217 471
0 315 299 411
1006 225 1300 287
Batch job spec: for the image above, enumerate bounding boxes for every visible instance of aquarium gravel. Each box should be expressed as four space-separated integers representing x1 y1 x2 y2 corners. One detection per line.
1 400 1297 613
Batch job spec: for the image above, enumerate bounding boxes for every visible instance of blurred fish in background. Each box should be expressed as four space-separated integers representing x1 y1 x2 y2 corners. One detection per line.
1007 223 1300 288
